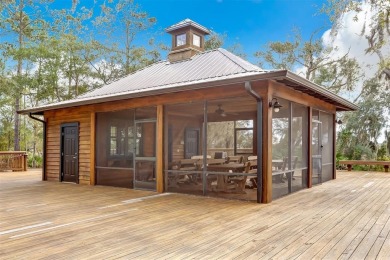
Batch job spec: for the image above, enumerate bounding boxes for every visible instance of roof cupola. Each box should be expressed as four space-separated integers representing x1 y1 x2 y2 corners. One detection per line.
165 19 210 62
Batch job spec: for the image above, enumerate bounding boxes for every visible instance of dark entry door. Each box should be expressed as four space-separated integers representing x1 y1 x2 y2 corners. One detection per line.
184 128 199 159
61 123 79 183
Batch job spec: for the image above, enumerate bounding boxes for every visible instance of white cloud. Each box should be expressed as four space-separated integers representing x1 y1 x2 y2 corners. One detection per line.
321 1 390 100
294 2 390 101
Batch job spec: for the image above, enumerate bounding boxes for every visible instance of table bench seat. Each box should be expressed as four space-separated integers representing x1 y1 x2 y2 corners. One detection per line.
339 160 389 172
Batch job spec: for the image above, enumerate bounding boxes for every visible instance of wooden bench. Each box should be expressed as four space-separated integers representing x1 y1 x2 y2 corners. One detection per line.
339 160 389 172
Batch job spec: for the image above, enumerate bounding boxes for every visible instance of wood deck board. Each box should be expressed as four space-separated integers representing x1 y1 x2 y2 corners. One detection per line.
227 177 373 259
1 170 390 259
288 178 390 259
295 190 388 259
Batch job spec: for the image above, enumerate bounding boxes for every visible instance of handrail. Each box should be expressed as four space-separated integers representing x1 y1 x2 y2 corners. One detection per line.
0 151 27 171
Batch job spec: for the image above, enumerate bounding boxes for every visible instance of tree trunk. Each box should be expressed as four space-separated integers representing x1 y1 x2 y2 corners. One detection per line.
14 0 24 151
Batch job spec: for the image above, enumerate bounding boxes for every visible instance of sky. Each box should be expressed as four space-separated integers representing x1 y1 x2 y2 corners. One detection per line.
138 0 331 64
50 0 378 76
45 0 388 102
130 1 387 99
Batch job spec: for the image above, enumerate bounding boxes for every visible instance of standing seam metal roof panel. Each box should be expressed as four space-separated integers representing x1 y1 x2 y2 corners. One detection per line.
79 48 262 99
17 48 358 114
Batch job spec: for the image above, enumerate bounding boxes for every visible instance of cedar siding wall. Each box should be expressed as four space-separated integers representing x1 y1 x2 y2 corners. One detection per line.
45 110 91 184
41 80 338 202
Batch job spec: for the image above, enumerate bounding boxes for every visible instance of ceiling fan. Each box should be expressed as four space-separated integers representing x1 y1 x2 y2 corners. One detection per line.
215 104 227 117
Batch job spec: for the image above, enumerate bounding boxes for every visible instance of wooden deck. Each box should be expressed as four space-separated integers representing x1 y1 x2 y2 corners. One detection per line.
1 169 389 259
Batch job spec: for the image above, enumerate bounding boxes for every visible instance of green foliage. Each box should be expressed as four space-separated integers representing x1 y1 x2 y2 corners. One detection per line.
255 38 299 70
28 154 42 168
335 152 348 169
204 31 246 58
377 143 389 160
0 0 162 152
256 1 389 164
254 29 362 95
204 31 225 50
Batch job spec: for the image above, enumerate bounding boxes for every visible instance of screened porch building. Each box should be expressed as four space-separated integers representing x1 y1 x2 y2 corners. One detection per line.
20 19 357 203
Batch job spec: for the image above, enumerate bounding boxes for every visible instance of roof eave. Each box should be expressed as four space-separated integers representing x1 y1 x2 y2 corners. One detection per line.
18 73 265 115
18 70 358 115
283 70 359 111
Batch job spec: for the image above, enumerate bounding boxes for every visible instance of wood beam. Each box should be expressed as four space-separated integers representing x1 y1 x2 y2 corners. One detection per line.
90 112 96 185
45 84 250 117
269 80 336 113
156 105 164 193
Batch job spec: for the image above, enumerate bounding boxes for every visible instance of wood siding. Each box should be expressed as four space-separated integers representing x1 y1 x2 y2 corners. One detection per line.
45 111 91 184
41 79 338 204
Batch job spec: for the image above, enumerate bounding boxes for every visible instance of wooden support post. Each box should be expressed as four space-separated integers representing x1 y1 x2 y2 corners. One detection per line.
23 154 27 171
261 89 273 203
90 112 96 185
163 108 169 192
156 105 164 193
288 102 292 193
333 113 336 179
307 107 313 188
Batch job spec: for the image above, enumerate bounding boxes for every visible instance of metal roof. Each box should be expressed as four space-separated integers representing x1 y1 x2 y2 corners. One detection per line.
79 48 263 99
165 18 210 34
18 48 358 114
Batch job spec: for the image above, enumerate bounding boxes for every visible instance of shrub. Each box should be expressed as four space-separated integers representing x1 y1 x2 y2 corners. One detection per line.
28 155 43 168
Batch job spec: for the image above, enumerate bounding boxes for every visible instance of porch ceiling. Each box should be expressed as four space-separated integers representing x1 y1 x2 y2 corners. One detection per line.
273 71 358 111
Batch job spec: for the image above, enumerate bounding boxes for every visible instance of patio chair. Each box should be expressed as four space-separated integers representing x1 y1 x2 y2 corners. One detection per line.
272 157 287 183
214 151 227 159
227 156 243 164
247 155 257 161
191 155 211 160
229 161 251 193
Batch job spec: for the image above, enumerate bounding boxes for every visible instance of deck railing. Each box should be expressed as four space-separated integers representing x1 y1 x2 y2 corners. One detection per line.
0 151 28 172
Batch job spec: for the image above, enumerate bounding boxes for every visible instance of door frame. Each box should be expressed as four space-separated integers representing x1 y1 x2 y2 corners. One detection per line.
60 122 79 183
184 127 200 159
134 119 157 190
311 119 322 185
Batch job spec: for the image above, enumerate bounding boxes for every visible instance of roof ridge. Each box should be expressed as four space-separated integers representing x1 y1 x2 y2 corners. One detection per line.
216 48 258 72
165 48 220 65
77 59 166 99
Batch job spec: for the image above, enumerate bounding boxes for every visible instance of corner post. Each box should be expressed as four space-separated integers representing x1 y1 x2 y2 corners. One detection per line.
23 153 27 171
307 107 313 188
90 112 96 185
333 113 337 179
156 105 164 193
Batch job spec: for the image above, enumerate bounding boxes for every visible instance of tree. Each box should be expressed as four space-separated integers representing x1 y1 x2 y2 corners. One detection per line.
0 0 51 150
89 0 162 79
321 0 390 159
322 0 389 67
204 31 247 58
0 0 162 155
255 29 362 94
204 31 226 50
